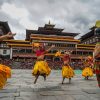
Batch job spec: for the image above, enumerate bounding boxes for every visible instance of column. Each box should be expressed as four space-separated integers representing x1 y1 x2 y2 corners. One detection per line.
10 47 12 59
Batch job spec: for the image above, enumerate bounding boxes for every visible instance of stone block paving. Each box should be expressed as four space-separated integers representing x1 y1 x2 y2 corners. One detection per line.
0 70 100 100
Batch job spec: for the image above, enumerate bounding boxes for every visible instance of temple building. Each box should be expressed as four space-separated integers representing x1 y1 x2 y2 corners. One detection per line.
0 21 11 36
4 40 31 60
80 20 100 44
0 21 95 60
25 22 94 61
0 21 95 69
0 21 12 58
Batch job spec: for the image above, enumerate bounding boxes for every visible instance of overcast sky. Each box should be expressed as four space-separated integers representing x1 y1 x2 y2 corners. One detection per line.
0 0 100 40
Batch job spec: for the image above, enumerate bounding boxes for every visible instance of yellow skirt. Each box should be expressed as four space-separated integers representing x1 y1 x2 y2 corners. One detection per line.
0 64 12 89
0 64 11 78
5 66 11 78
82 67 93 77
0 71 7 89
62 66 75 78
32 61 51 76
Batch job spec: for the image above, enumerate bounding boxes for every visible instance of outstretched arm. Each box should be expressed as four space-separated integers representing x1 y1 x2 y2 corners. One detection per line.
93 44 100 58
0 32 16 41
45 45 55 53
32 45 36 53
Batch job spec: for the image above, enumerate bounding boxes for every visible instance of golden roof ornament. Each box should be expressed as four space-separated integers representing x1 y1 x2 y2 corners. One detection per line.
95 20 100 28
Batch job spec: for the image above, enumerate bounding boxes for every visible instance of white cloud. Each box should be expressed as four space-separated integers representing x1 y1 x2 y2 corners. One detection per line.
0 0 100 40
1 2 34 39
19 18 38 29
9 24 25 40
1 3 29 20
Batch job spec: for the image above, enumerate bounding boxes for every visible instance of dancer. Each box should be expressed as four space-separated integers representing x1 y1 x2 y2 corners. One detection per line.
0 32 15 89
55 51 74 84
82 56 93 80
32 43 55 84
93 43 100 87
0 64 11 89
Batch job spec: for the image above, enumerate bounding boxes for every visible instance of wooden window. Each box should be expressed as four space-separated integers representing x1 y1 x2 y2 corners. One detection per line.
3 50 7 54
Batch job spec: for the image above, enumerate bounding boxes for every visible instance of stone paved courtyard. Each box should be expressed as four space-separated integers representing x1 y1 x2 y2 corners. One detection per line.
0 70 100 100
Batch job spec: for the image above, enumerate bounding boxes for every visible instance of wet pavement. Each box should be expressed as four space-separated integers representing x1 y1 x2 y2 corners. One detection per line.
0 70 100 100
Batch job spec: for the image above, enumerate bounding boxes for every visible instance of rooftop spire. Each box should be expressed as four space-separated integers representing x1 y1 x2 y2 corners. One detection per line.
48 20 51 25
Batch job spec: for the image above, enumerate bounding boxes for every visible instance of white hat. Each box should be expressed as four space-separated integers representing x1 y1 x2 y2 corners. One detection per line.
65 51 70 55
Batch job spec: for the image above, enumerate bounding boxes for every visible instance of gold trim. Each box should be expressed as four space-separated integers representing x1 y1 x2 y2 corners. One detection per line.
30 37 80 42
7 44 32 47
77 44 95 47
3 40 30 43
77 47 94 50
30 35 74 39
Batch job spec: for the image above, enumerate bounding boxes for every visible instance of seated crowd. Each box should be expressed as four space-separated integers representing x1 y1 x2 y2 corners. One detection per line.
0 58 84 69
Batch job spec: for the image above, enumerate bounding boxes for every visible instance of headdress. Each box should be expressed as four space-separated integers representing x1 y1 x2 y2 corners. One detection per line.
55 51 61 57
32 42 40 47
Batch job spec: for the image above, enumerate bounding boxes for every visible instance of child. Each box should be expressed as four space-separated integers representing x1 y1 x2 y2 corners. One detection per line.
32 43 55 84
